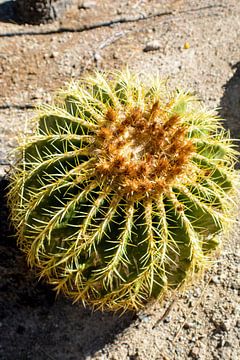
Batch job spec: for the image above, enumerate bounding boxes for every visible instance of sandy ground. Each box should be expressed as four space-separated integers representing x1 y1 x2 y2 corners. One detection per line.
0 0 239 359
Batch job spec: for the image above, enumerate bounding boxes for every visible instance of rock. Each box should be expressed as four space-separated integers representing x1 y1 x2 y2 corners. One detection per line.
138 313 150 323
183 322 195 330
219 321 230 332
79 0 96 9
14 0 72 25
193 288 201 297
49 51 59 59
143 40 161 52
93 52 102 66
223 340 232 347
189 346 200 359
211 276 221 284
163 315 171 323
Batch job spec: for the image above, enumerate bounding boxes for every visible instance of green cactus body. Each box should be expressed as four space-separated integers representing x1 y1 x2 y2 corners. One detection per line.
8 71 239 311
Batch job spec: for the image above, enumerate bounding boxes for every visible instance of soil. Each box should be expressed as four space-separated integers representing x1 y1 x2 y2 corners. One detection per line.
0 1 240 359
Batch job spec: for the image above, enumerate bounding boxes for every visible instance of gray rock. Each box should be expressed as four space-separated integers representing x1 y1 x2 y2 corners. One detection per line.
143 40 161 52
79 0 96 9
14 0 72 24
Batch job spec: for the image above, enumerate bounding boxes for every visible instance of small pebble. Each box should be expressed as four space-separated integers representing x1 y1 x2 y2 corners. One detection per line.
79 0 96 9
224 340 232 347
93 52 102 64
183 322 194 330
138 313 150 323
211 276 220 285
163 316 171 323
49 52 59 59
188 346 199 359
193 288 201 297
143 40 161 52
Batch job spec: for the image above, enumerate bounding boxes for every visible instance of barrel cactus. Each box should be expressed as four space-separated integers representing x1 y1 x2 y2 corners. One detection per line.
8 70 238 311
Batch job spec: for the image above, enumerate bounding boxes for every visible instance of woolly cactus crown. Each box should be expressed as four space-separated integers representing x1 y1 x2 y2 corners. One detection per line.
8 70 238 311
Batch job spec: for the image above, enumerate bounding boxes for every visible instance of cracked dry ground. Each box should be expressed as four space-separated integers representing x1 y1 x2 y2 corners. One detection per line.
0 0 239 359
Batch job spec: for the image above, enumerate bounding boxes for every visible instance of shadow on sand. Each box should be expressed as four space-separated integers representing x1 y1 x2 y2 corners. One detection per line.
0 178 135 360
219 61 240 154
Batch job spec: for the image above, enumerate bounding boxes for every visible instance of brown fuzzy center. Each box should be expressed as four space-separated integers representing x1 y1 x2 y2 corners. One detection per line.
94 102 195 198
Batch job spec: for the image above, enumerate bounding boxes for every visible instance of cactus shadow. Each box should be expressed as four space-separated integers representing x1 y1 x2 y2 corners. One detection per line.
0 177 136 360
219 61 240 157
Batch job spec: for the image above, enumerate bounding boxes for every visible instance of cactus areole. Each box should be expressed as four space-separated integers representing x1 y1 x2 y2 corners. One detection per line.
8 71 238 311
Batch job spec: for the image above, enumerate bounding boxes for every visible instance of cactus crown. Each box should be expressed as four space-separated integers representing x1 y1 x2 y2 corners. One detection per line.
95 103 195 199
8 70 239 311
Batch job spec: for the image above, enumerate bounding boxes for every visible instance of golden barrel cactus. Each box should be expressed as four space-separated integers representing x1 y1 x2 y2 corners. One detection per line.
8 71 239 311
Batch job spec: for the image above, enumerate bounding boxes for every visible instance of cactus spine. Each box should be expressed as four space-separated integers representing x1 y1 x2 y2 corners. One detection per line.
8 70 239 311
